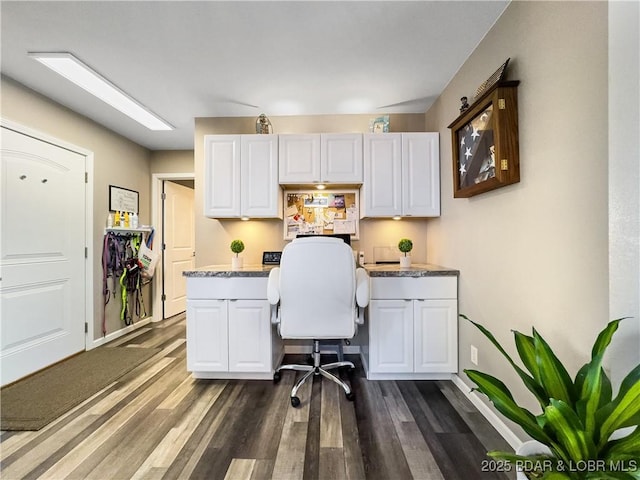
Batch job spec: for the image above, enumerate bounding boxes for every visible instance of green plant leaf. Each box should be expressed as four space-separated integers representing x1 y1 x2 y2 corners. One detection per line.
465 369 553 445
598 364 640 447
591 319 623 359
585 472 640 480
534 328 576 406
576 352 607 439
603 426 640 461
577 363 613 413
463 315 548 407
515 330 541 382
544 399 594 462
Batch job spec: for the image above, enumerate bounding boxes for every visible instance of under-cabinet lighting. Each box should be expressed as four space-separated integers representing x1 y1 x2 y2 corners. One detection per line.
315 184 326 190
392 216 402 220
241 217 250 221
28 52 173 131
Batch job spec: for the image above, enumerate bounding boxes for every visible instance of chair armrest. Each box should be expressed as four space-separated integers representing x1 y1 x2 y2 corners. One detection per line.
355 267 370 308
267 267 280 305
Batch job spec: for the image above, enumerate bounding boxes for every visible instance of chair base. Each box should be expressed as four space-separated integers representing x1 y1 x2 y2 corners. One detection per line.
275 340 355 407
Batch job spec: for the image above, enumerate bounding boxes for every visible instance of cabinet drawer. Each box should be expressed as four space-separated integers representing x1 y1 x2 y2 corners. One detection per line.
187 277 268 300
370 276 457 300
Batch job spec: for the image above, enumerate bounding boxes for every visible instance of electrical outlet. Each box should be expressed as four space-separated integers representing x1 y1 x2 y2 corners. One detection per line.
470 345 478 365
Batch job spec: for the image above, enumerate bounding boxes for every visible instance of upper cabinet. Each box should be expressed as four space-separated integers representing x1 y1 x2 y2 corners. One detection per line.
360 132 440 218
204 135 282 219
279 133 363 185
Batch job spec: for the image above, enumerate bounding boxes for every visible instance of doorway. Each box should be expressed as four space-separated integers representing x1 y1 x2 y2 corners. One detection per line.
151 173 195 321
0 123 93 386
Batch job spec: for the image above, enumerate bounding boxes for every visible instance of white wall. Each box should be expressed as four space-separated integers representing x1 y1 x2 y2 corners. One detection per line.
424 1 610 441
608 0 640 388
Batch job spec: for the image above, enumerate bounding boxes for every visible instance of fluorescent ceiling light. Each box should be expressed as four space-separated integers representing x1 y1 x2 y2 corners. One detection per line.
28 52 173 131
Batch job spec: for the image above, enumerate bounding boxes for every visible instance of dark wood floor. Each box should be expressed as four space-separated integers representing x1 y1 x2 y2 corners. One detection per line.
0 315 513 479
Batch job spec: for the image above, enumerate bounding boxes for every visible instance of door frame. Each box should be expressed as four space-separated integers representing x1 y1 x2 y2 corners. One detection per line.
151 172 195 322
0 118 95 350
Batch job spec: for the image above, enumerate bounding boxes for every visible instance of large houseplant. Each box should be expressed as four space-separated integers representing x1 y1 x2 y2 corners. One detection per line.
463 314 640 479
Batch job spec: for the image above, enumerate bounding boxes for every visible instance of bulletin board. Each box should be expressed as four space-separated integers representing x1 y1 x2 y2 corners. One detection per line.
283 190 359 240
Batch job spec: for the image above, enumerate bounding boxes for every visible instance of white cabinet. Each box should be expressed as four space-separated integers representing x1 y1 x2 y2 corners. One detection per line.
366 276 457 379
187 299 229 371
204 134 281 218
186 276 281 379
278 134 320 184
361 132 440 218
368 299 413 373
227 300 272 372
279 133 363 185
413 299 458 372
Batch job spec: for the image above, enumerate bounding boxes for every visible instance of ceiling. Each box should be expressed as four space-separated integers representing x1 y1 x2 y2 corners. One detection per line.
1 1 508 150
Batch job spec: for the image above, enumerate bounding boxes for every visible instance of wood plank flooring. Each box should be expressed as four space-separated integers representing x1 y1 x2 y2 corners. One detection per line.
0 315 514 479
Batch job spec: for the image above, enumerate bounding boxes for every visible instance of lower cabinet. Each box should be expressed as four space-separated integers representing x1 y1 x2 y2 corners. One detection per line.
185 276 282 379
187 299 272 374
366 276 458 379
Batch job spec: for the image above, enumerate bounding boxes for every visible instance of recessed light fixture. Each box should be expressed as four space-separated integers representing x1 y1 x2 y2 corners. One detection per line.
315 184 326 190
241 217 250 221
28 52 173 131
392 216 402 220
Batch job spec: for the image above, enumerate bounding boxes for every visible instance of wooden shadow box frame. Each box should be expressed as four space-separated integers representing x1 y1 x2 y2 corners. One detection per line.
448 80 520 198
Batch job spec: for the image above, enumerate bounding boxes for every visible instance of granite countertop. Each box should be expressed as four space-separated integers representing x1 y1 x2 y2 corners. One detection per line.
183 265 275 277
184 263 458 278
363 263 459 277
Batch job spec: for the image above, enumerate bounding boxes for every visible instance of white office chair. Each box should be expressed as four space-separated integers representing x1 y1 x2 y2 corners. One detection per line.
267 237 370 407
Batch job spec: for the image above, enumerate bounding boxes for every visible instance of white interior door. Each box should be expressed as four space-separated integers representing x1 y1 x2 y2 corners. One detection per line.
163 181 194 318
1 126 86 386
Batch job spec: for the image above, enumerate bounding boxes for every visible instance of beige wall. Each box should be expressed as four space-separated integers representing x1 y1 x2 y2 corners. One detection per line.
150 150 194 174
194 114 429 267
424 1 609 441
1 76 152 340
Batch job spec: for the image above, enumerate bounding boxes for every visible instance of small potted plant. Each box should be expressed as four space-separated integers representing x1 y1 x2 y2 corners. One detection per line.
230 239 245 269
398 238 413 268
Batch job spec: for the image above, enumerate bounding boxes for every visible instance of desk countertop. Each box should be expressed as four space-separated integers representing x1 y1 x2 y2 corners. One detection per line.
183 263 458 278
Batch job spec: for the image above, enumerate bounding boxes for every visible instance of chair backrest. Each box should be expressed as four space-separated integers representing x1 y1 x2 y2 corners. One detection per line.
277 237 356 339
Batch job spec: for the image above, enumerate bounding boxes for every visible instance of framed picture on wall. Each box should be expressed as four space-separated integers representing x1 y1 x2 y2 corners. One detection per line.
448 80 520 198
109 185 139 212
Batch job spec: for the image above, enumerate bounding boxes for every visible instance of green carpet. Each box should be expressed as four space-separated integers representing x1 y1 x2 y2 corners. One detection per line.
0 346 158 431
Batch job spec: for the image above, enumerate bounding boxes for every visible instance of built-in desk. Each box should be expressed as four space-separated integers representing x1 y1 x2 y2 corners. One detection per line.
183 263 459 380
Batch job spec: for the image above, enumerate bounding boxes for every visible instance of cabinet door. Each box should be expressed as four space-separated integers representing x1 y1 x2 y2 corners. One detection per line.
413 299 457 373
402 133 440 217
186 299 229 372
361 133 402 217
241 135 281 218
203 135 241 218
321 133 363 184
368 299 413 372
228 300 272 372
279 134 320 184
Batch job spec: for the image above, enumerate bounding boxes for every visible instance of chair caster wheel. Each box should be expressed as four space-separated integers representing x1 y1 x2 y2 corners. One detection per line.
291 396 301 407
273 372 281 383
346 392 355 401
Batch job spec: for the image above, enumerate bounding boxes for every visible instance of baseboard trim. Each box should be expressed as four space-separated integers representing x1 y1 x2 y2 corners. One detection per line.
88 317 153 349
451 373 523 450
